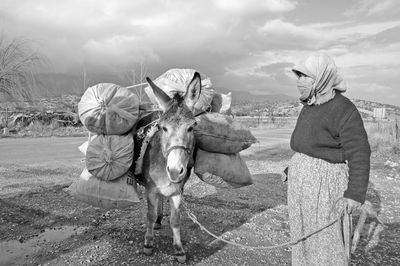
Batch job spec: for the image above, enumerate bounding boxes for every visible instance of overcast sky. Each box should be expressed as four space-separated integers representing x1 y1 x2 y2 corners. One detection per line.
1 0 400 105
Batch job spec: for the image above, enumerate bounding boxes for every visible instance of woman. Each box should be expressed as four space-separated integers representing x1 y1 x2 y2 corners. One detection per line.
288 53 371 265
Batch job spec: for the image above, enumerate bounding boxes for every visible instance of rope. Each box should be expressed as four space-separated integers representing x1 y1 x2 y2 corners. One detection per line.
125 82 147 89
179 189 344 250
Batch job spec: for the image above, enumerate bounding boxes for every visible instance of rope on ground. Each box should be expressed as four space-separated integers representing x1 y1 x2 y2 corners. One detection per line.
180 191 343 250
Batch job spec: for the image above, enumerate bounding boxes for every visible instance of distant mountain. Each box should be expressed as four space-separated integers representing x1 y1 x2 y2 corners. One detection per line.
213 87 297 103
33 72 133 98
3 72 398 117
30 73 297 104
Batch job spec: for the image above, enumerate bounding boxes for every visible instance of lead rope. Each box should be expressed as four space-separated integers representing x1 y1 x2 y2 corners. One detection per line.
179 188 345 250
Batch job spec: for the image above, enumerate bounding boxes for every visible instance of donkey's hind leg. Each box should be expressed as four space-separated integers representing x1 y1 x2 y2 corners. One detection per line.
154 197 163 230
169 194 186 263
143 191 159 256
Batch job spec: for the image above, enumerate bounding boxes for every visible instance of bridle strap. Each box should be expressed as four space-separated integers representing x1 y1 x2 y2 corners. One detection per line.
166 145 192 157
194 110 207 117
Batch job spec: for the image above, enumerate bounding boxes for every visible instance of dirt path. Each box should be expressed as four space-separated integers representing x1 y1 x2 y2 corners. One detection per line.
0 130 399 265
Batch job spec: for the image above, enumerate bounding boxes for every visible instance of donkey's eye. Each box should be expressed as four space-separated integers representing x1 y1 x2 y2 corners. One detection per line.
188 126 193 132
162 126 168 132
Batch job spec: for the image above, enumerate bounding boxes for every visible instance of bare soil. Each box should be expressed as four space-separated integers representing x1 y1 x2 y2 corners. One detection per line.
0 129 399 265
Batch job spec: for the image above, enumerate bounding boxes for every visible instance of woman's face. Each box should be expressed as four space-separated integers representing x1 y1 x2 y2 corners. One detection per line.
296 72 314 101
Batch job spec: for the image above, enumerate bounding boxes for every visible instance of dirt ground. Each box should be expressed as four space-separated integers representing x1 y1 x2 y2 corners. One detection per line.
0 129 399 265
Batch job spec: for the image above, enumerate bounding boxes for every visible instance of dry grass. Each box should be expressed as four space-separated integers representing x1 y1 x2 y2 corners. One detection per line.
14 120 87 137
365 121 400 154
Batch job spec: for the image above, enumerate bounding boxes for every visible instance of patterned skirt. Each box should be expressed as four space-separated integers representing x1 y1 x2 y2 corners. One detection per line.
288 152 348 266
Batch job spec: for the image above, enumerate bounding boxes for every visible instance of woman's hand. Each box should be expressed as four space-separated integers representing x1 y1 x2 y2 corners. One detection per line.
343 197 362 214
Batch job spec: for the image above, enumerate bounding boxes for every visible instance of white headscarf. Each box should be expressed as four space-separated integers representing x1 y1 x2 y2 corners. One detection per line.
292 53 347 105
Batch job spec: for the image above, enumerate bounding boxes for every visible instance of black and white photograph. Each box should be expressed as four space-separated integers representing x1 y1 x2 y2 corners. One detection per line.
0 0 399 265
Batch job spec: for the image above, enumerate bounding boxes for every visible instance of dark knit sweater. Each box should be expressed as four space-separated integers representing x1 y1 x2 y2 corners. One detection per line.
290 92 371 203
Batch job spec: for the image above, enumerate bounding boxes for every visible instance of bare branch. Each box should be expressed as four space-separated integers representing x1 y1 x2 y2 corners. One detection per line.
0 35 45 101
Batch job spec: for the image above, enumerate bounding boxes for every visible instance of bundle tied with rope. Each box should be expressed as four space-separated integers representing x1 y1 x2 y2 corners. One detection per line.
68 68 257 209
142 69 256 188
78 83 140 135
67 83 144 209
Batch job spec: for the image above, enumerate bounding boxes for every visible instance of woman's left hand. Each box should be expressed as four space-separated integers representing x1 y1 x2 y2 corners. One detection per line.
343 197 362 214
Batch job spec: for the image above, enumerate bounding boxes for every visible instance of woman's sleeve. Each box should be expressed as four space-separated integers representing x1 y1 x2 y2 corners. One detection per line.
340 109 371 204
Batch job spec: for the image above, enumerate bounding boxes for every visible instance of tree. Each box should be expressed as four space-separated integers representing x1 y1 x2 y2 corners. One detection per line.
119 61 150 101
0 35 43 101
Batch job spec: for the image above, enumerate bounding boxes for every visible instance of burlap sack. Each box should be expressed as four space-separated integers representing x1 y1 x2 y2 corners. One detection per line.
194 113 257 154
86 133 134 181
144 69 214 112
210 93 222 113
67 170 140 209
194 149 253 188
210 92 232 115
78 83 140 135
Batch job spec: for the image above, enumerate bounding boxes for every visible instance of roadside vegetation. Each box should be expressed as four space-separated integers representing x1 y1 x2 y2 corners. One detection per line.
365 121 400 155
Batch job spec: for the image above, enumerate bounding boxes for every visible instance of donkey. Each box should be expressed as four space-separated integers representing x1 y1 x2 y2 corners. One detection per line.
139 72 201 263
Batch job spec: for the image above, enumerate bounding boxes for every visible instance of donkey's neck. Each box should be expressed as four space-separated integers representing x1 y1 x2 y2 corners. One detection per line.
143 132 171 189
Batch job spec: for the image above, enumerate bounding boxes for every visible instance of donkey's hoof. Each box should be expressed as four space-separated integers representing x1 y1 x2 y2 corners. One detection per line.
174 253 187 263
143 245 153 256
153 222 162 230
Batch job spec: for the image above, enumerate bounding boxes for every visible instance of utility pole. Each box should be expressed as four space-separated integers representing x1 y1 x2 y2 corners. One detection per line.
83 67 87 92
140 61 143 101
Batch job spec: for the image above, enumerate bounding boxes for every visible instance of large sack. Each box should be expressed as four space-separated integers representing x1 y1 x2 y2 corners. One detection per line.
194 113 257 154
210 92 232 115
144 69 214 112
86 134 134 181
78 83 140 135
67 170 140 209
194 149 253 188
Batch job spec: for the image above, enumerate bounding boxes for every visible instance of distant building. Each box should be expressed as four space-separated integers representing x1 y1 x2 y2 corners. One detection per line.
373 108 386 119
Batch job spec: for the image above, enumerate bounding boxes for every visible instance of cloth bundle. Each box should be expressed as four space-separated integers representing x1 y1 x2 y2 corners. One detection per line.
143 69 255 188
210 92 232 115
194 149 252 188
85 134 134 181
193 112 256 188
144 68 214 113
78 83 140 135
194 112 257 154
68 83 141 209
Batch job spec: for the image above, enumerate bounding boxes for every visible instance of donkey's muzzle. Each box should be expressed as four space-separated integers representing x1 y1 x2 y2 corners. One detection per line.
167 165 187 183
166 147 190 183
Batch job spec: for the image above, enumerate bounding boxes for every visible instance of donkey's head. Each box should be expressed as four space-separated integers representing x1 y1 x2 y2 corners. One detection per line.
146 72 201 183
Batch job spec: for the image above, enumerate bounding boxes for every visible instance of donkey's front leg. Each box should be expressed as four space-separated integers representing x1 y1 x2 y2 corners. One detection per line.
144 191 159 256
169 194 186 263
154 197 163 230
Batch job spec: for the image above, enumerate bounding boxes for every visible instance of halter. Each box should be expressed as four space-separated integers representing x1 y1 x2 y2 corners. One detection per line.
160 109 206 158
166 145 193 157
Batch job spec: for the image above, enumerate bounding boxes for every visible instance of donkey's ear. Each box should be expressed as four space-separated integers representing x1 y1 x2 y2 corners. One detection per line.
146 77 171 112
184 72 202 111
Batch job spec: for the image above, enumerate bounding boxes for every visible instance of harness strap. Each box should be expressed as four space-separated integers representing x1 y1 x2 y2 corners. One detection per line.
166 145 192 156
134 121 159 176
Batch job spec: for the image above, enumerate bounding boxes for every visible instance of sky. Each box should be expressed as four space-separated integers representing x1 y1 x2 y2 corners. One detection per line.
1 0 400 106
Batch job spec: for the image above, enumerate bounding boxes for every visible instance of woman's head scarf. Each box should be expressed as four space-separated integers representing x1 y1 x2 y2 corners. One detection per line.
292 53 347 105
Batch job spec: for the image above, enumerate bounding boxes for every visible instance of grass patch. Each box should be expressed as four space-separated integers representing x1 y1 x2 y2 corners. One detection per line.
365 121 400 155
3 120 87 138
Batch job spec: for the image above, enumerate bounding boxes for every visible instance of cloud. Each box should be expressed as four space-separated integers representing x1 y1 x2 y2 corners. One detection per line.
82 35 160 65
346 82 400 105
344 0 400 17
257 18 400 51
214 0 297 14
1 0 400 106
256 62 293 74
